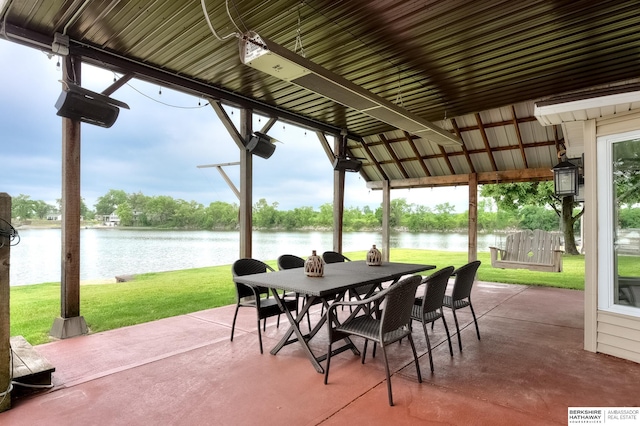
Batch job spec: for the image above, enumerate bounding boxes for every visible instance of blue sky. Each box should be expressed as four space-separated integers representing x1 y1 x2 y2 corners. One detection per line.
1 39 470 213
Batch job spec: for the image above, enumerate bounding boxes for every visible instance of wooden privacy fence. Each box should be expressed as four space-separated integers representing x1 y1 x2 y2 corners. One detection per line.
489 229 563 273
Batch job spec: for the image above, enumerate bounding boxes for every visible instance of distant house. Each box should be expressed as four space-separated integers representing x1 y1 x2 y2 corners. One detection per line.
96 213 120 226
47 214 62 221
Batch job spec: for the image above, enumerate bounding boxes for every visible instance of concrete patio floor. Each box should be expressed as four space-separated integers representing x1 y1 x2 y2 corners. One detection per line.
2 280 640 425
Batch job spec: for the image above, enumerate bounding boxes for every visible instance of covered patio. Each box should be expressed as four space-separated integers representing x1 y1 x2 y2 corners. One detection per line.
2 280 639 425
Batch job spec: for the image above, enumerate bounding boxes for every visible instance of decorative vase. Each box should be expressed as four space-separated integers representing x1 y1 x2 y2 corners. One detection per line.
367 244 382 266
304 250 324 277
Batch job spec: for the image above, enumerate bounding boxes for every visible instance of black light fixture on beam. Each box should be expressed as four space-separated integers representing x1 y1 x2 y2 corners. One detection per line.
246 131 277 159
55 82 130 128
552 158 579 197
333 157 362 173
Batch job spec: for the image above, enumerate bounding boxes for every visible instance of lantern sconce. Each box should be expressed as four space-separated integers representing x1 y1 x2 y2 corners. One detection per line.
552 153 583 198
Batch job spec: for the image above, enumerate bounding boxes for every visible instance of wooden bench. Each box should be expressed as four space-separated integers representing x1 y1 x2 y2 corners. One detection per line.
10 336 55 396
489 229 563 273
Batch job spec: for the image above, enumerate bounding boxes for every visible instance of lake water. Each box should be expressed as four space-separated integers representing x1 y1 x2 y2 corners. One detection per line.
8 228 500 286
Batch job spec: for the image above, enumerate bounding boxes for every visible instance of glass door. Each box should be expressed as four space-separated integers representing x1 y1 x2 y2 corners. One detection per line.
612 137 640 308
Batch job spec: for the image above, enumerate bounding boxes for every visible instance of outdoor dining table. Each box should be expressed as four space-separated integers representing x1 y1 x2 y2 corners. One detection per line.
232 260 436 373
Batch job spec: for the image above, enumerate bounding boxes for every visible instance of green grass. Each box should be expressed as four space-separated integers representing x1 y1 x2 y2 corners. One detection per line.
10 249 589 346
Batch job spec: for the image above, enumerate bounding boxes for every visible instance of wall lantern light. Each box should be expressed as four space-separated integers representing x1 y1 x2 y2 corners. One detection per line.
552 159 579 197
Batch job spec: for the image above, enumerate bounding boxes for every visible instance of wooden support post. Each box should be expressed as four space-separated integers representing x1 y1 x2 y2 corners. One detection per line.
468 173 478 262
239 108 253 259
333 136 345 253
50 55 87 339
0 193 12 411
381 181 391 262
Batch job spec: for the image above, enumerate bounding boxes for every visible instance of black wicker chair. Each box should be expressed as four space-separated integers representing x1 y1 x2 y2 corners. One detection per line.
322 251 379 306
324 274 423 406
230 258 298 354
411 266 455 372
277 254 305 270
321 251 351 264
443 260 482 352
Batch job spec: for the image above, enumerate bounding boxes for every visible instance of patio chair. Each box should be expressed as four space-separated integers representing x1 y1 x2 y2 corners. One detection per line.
322 251 351 263
443 260 482 352
231 258 298 354
324 274 423 406
411 266 455 372
322 250 379 307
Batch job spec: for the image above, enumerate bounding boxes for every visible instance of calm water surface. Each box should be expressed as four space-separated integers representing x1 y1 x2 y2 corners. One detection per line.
10 228 499 286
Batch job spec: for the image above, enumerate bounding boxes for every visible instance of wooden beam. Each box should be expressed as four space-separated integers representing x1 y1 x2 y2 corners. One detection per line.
333 136 345 253
403 131 431 177
0 193 11 411
239 109 253 258
438 144 456 175
209 100 245 150
380 134 410 178
511 105 529 168
259 117 278 134
366 167 553 190
475 113 498 171
197 163 241 199
51 54 87 340
452 118 475 173
360 138 389 181
101 73 134 96
468 173 478 262
381 181 390 262
316 131 336 164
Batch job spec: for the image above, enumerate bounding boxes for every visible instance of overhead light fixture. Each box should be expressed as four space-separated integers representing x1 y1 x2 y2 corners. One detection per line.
246 131 277 159
239 32 462 147
333 157 362 173
552 159 579 197
55 82 130 128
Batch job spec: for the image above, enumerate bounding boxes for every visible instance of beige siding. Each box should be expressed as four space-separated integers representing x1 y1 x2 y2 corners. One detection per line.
597 312 640 363
597 111 640 136
592 112 640 363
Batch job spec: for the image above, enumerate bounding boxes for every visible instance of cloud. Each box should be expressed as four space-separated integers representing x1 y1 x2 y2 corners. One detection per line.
1 40 471 213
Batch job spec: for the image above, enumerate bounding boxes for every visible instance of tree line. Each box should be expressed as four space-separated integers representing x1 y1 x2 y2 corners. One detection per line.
11 187 640 234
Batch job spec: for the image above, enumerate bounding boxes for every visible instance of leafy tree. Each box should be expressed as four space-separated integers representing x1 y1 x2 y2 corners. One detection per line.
480 182 583 255
116 202 134 226
145 195 177 226
433 202 456 231
12 194 35 219
205 201 238 229
253 199 280 228
316 203 334 227
32 200 53 219
95 189 128 215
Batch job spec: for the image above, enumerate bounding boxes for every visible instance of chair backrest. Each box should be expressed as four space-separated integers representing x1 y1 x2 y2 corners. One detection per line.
322 251 350 264
277 254 305 270
420 266 455 314
380 275 422 335
451 260 481 301
231 258 273 298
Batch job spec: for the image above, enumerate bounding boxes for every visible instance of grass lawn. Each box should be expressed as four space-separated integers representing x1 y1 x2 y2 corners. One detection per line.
10 249 587 345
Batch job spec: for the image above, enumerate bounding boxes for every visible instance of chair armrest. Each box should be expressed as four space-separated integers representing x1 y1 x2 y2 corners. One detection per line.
331 284 391 310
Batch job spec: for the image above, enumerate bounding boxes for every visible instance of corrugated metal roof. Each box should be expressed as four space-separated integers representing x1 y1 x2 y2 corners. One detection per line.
3 0 640 185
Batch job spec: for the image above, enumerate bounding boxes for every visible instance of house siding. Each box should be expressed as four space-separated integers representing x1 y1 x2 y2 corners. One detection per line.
594 111 640 363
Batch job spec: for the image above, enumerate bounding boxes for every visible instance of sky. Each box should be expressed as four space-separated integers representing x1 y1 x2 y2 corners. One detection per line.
1 40 471 213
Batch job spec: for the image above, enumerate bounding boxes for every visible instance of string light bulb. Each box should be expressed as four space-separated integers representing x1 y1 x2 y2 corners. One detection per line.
56 57 60 71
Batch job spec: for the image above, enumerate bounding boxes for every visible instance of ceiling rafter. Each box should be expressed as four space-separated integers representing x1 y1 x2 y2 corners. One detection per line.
402 131 432 177
451 118 475 173
510 105 529 168
474 113 498 172
379 134 410 179
438 145 456 175
358 140 389 181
